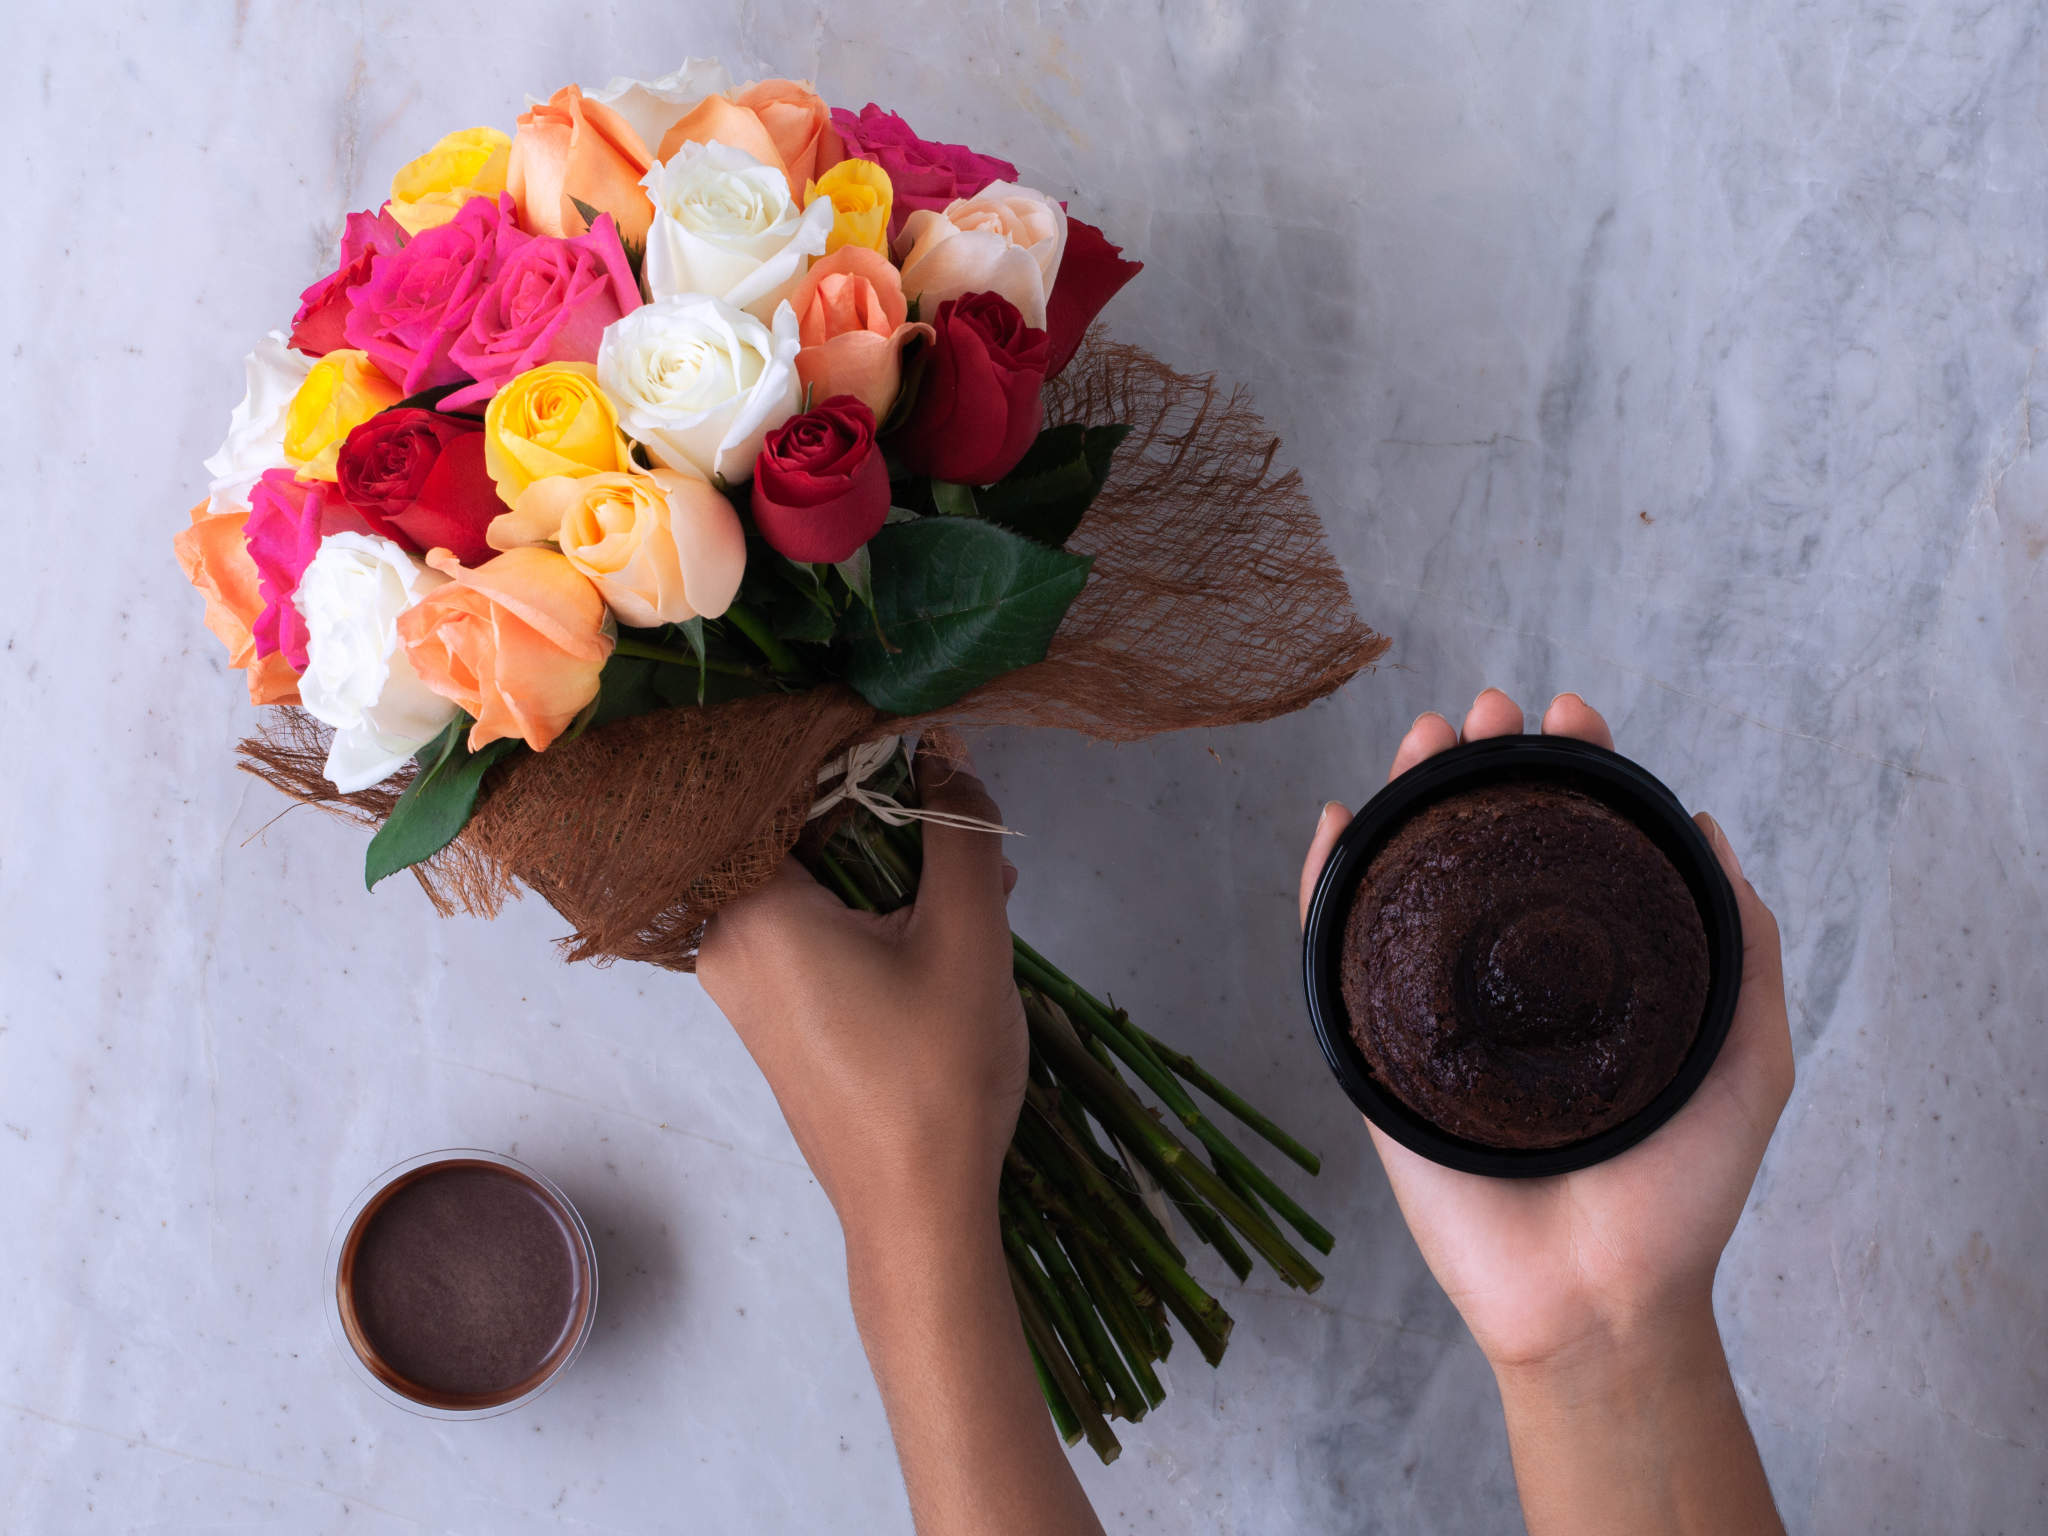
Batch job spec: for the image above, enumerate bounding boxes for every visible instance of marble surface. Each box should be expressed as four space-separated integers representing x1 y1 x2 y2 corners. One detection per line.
4 1 2045 1530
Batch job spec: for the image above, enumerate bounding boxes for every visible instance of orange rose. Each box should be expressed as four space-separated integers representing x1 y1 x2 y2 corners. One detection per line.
786 246 933 419
173 504 301 705
396 547 613 752
657 78 842 195
508 84 656 243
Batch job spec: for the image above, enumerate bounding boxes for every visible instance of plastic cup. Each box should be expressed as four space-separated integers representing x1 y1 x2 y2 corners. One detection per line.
326 1149 599 1418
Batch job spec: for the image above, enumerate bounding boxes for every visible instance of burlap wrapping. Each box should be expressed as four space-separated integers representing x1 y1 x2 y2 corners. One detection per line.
240 333 1388 969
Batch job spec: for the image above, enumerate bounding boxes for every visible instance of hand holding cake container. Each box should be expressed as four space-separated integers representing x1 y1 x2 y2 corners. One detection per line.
178 59 1387 1460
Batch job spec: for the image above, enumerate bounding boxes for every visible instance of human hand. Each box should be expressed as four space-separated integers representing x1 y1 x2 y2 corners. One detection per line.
1298 689 1794 1376
699 744 1026 1247
701 754 1105 1536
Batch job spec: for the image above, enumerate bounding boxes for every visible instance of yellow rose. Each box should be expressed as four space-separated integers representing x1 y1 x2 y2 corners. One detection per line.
805 159 892 257
483 362 631 506
388 126 512 236
488 470 746 627
282 350 402 481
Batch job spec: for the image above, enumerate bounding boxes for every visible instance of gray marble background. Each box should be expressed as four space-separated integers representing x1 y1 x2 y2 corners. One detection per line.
4 1 2044 1531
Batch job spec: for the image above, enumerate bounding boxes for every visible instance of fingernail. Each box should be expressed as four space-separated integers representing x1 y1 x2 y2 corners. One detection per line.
1316 799 1344 831
1410 710 1446 732
1553 691 1587 708
1472 686 1498 707
1700 812 1744 876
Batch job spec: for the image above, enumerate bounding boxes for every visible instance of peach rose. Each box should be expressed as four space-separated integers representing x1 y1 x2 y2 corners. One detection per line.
657 77 842 196
173 504 301 706
786 247 933 420
509 85 656 244
396 546 613 752
895 181 1068 330
488 469 745 628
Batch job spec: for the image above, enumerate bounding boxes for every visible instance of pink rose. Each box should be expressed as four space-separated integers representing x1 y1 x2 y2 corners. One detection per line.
244 468 374 670
289 208 407 357
342 193 528 394
830 104 1017 243
442 214 642 410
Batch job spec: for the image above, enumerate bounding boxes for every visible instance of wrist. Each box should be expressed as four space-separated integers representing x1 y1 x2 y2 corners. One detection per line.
843 1200 1009 1342
1490 1291 1726 1417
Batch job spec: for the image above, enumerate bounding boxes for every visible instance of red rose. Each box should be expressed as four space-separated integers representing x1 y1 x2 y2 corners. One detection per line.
335 408 501 567
1043 215 1143 379
751 396 891 564
891 291 1049 485
288 208 406 356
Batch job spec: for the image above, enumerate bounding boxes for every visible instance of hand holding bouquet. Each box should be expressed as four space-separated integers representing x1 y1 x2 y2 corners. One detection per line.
183 58 1386 1458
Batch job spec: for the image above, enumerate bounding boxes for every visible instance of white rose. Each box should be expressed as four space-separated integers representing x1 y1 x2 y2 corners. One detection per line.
597 295 802 483
296 533 459 793
641 140 833 320
895 182 1069 330
203 331 314 514
585 58 732 154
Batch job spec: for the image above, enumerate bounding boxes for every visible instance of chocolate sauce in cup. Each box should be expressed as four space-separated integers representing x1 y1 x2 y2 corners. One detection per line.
326 1150 598 1417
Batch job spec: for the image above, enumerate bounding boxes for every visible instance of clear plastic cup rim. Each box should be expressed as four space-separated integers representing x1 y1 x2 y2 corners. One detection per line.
324 1148 599 1420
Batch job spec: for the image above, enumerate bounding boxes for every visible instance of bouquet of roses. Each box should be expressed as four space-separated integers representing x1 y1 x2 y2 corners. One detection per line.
180 59 1385 1459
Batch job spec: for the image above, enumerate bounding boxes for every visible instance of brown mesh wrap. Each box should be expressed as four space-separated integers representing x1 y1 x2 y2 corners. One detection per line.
238 333 1388 968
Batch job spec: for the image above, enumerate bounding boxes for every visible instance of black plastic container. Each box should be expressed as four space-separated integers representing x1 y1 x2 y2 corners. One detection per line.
1301 734 1743 1177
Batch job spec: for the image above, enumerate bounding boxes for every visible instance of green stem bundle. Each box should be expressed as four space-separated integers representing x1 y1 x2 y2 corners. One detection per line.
808 783 1329 1462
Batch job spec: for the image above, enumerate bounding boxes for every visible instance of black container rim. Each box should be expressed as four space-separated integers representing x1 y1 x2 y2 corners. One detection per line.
1301 734 1744 1178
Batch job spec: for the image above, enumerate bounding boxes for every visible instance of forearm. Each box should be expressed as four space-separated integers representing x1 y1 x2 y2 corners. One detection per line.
1493 1302 1783 1536
846 1208 1104 1536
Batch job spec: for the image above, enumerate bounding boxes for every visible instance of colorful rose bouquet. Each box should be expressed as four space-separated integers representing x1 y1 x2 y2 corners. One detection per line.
182 60 1386 1459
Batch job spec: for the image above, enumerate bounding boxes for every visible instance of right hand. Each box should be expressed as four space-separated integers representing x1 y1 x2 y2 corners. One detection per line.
1297 689 1795 1374
697 744 1026 1246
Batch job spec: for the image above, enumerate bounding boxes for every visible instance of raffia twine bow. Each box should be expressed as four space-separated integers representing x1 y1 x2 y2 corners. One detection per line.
807 737 1022 837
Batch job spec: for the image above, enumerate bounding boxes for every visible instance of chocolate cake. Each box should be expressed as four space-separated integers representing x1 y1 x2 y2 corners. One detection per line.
1339 783 1708 1150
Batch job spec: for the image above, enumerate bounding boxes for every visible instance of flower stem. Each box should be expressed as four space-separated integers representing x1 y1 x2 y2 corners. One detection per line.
1009 1264 1120 1463
1136 1029 1323 1176
721 600 802 676
609 634 767 680
1016 939 1335 1265
1025 1336 1084 1447
1002 1198 1114 1410
1007 1184 1147 1421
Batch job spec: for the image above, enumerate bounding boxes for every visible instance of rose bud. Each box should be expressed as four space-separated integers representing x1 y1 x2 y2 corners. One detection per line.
336 408 502 567
750 396 891 564
890 291 1049 486
1041 215 1142 379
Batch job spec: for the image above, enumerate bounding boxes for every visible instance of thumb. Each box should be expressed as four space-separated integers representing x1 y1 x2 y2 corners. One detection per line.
906 736 1012 956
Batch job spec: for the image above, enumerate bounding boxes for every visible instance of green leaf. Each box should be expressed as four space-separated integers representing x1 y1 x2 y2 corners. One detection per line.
741 549 840 646
884 504 921 525
364 720 519 891
846 519 1093 714
572 197 646 287
929 480 978 518
384 381 484 419
974 423 1132 548
834 544 876 611
878 337 929 436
